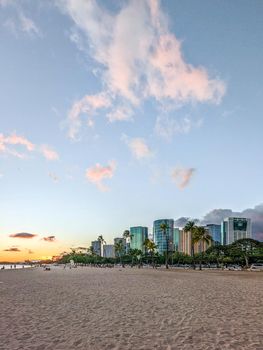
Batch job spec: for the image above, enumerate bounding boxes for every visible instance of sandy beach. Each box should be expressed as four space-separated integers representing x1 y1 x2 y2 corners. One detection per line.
0 267 262 350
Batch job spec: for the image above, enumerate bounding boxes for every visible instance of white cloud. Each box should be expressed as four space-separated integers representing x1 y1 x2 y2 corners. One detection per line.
171 167 195 189
85 160 116 192
58 0 225 136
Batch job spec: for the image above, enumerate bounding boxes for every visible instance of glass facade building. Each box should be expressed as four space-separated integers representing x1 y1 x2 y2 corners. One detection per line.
153 219 174 254
173 228 180 251
206 224 221 245
130 227 148 253
221 217 252 245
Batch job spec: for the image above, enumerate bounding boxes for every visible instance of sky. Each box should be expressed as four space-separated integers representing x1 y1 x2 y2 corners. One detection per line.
0 0 263 262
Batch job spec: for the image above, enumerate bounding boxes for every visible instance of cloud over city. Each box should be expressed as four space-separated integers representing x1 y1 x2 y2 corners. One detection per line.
174 204 263 241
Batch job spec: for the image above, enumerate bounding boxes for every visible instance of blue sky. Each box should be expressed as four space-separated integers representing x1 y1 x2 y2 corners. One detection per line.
0 0 263 260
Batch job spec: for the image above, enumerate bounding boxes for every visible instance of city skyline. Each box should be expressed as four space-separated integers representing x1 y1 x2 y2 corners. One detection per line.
1 0 263 261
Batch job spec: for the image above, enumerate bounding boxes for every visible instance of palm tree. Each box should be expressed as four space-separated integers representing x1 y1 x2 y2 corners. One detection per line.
88 246 96 256
143 238 157 268
98 235 106 257
114 241 124 265
123 230 130 239
184 221 197 269
160 222 170 269
129 248 136 266
192 226 212 270
123 230 133 254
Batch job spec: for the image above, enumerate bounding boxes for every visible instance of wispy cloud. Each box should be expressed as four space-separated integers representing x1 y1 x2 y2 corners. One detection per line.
106 105 133 123
171 167 195 189
0 133 35 157
19 12 40 36
0 132 59 162
1 1 41 37
155 116 203 140
85 160 116 191
40 145 59 161
122 135 153 160
59 0 225 137
9 232 37 239
43 235 56 242
68 93 111 139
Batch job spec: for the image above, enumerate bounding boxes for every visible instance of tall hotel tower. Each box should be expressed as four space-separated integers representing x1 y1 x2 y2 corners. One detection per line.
221 217 252 245
153 219 174 254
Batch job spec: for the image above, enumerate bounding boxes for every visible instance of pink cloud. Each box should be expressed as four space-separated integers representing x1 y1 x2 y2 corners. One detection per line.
85 160 116 191
68 93 111 139
171 167 196 189
60 0 226 135
40 145 59 161
0 132 35 158
106 105 133 123
123 136 153 160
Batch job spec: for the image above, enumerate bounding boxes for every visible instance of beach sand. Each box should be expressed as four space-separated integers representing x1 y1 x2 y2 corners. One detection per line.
0 267 262 350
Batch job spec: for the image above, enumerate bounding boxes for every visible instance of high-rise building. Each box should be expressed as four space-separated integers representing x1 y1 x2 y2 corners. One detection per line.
153 219 174 254
103 244 115 258
130 226 148 253
91 240 101 256
221 217 252 245
179 229 191 255
173 228 180 251
179 227 211 256
206 224 221 245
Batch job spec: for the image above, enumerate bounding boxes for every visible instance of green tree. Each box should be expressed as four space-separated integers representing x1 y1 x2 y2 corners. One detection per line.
160 222 170 269
229 238 262 268
205 244 226 267
143 238 157 267
192 226 212 270
114 241 125 265
184 221 197 269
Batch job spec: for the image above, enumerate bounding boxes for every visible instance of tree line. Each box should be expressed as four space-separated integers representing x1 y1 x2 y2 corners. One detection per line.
58 222 263 270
